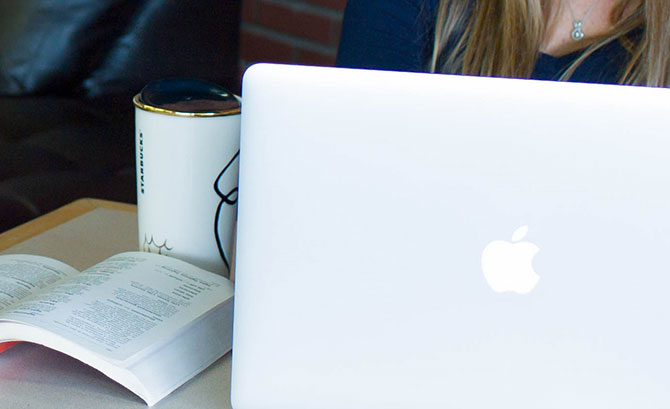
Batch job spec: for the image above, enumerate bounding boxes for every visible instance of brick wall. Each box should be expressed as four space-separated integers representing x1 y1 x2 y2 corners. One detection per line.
239 0 347 87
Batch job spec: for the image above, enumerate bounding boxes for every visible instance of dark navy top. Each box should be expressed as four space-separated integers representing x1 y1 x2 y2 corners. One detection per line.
336 0 633 84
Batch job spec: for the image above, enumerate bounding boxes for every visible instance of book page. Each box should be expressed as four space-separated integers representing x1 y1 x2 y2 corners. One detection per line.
0 252 233 361
0 255 79 312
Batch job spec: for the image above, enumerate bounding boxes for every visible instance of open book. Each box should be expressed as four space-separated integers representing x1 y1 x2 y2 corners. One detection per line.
0 251 234 406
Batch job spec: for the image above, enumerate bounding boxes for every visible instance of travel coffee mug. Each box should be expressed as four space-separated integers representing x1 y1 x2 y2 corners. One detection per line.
134 78 241 277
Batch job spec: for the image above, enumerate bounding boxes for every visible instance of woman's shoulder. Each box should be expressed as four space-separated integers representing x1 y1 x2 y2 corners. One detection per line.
342 0 439 18
336 0 441 72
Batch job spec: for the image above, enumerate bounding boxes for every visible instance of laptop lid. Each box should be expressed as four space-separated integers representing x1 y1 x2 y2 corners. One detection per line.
232 63 670 409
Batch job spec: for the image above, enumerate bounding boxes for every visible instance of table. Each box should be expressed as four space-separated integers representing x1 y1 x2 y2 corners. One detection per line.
0 199 233 409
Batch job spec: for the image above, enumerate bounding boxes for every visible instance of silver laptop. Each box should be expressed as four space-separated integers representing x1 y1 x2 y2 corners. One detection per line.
231 63 670 408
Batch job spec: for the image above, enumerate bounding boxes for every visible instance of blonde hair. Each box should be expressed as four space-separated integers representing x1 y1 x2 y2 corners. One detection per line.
430 0 670 87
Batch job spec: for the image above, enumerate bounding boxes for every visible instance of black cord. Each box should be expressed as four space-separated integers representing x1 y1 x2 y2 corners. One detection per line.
213 150 240 273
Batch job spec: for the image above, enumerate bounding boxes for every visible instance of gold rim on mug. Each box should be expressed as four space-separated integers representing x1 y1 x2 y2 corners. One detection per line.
133 94 241 117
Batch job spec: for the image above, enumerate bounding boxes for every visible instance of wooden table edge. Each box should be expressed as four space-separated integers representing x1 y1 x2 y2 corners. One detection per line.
0 198 137 251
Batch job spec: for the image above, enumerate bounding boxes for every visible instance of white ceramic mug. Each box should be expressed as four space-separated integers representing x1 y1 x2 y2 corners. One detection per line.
134 79 241 277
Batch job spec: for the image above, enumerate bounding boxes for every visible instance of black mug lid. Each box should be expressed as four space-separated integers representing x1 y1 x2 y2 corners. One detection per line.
133 78 240 117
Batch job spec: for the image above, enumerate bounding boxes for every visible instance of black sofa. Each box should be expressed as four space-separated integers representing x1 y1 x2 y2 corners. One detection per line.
0 0 241 233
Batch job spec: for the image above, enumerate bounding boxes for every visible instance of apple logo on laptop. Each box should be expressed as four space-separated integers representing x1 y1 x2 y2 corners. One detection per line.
481 225 540 294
